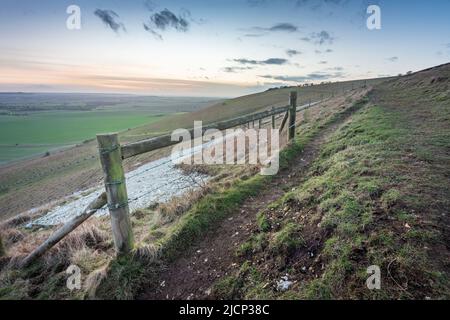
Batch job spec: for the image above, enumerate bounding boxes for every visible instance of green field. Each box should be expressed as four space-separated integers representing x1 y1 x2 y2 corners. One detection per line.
0 110 165 164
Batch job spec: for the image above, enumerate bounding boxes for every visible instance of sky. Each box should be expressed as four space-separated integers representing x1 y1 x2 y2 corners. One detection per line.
0 0 449 97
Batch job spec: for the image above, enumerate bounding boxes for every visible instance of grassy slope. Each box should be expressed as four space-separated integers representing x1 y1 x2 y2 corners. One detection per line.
94 91 372 299
0 65 446 300
0 112 166 164
0 80 374 299
0 79 379 220
211 64 450 300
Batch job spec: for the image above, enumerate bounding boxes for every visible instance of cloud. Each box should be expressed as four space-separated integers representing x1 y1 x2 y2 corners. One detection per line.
233 58 289 65
300 37 311 42
152 9 189 31
242 23 299 37
326 49 333 53
328 66 344 71
260 71 345 83
311 30 335 45
319 61 328 64
143 8 190 39
143 24 163 40
244 33 266 38
223 66 255 73
286 49 302 57
94 9 126 33
387 56 399 62
269 23 298 32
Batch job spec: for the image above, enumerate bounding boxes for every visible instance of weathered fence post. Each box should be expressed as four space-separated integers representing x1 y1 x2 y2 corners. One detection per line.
288 91 297 141
97 133 134 254
258 119 262 128
271 107 276 129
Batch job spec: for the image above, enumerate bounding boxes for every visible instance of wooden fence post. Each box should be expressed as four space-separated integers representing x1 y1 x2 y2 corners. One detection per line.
288 91 297 141
271 107 276 129
258 119 262 128
279 111 289 132
97 133 134 254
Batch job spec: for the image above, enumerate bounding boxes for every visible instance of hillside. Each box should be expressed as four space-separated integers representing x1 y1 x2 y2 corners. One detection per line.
137 64 449 300
152 63 449 300
0 79 379 220
0 65 448 300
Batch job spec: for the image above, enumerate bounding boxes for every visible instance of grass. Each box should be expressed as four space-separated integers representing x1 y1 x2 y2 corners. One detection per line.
92 89 368 299
212 65 450 300
0 79 374 220
0 75 417 300
0 111 165 164
269 222 304 255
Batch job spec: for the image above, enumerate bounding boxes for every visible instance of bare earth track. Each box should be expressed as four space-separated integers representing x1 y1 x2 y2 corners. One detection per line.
141 99 363 300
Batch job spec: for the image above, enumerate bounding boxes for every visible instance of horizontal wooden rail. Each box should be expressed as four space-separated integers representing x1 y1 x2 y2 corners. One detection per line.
121 104 290 159
19 92 328 267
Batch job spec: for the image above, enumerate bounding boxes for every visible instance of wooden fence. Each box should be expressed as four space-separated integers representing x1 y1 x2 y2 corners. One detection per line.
20 91 320 267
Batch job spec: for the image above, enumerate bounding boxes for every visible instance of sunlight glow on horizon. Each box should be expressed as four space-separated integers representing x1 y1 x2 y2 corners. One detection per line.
1 0 449 97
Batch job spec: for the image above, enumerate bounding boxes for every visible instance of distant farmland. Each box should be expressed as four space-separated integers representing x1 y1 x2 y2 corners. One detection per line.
0 93 220 164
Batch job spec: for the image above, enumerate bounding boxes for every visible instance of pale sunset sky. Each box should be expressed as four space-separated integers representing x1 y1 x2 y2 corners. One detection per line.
0 0 449 97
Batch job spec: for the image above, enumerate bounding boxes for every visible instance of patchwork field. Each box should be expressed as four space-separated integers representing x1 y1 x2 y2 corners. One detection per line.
0 111 166 164
0 79 382 220
0 94 219 165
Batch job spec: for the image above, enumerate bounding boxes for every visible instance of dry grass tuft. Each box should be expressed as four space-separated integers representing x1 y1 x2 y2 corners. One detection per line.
84 265 109 299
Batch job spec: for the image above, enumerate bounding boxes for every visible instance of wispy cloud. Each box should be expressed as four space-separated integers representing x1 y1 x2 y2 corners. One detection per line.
260 71 345 83
242 23 299 37
311 30 335 45
269 23 298 32
143 8 190 39
286 49 302 57
94 9 126 33
300 31 335 45
233 58 289 65
223 66 255 73
387 56 399 62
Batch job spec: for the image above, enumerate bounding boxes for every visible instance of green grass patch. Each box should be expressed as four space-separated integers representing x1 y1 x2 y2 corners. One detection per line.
0 111 165 164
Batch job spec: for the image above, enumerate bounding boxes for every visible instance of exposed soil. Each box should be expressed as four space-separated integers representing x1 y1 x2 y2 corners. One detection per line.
140 100 362 300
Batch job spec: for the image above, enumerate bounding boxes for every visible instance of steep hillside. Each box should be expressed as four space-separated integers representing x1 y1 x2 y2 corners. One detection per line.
136 64 449 300
0 65 447 300
204 63 450 300
0 85 372 300
0 78 378 220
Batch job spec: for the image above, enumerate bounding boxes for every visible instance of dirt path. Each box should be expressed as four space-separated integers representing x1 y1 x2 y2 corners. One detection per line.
140 104 361 300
